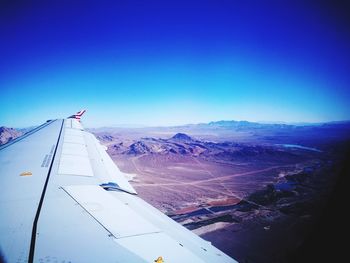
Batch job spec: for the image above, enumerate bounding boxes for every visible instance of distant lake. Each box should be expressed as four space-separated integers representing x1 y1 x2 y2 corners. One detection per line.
277 144 322 152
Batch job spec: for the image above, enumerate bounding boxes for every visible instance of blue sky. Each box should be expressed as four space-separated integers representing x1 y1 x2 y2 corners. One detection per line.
1 0 349 127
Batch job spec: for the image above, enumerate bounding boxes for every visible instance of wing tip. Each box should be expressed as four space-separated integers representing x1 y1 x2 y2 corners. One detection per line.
68 109 87 120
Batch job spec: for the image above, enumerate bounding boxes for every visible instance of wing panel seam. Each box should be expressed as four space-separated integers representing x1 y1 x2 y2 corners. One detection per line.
28 119 64 263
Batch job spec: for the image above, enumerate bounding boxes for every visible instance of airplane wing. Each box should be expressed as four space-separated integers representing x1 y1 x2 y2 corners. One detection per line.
0 111 237 263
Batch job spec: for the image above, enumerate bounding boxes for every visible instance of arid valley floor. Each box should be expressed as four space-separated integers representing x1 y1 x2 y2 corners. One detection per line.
90 121 350 262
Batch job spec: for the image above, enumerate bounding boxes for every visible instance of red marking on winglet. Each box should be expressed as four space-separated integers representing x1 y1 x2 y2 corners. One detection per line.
68 110 86 120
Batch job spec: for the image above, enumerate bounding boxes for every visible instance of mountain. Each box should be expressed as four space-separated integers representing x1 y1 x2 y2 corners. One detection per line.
0 127 22 145
171 133 193 141
126 141 152 155
186 120 350 132
105 132 304 163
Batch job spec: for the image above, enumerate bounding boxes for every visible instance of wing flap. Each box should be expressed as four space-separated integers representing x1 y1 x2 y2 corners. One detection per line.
115 233 206 263
62 185 159 238
58 126 93 177
61 142 88 156
58 155 93 176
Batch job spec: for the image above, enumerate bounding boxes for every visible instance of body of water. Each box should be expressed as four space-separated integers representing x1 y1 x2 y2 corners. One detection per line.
278 144 322 152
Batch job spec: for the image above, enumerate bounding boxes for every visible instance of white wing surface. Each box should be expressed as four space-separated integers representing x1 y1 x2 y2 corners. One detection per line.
0 111 237 263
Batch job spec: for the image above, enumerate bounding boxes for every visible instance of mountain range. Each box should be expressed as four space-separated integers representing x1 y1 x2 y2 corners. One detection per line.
0 127 23 145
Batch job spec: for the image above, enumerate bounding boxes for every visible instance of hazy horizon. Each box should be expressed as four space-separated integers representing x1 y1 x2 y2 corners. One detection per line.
2 117 350 130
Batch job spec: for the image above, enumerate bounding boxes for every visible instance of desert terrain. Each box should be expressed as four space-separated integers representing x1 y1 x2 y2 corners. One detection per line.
90 121 350 262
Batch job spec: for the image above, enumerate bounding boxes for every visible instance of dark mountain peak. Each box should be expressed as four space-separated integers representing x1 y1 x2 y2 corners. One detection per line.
171 133 193 141
0 126 15 132
125 141 151 155
0 126 22 145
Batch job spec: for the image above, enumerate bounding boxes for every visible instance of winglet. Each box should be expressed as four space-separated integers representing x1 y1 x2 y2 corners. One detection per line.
68 110 86 120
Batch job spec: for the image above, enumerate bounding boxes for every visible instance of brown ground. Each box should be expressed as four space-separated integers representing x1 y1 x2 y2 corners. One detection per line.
90 127 343 262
